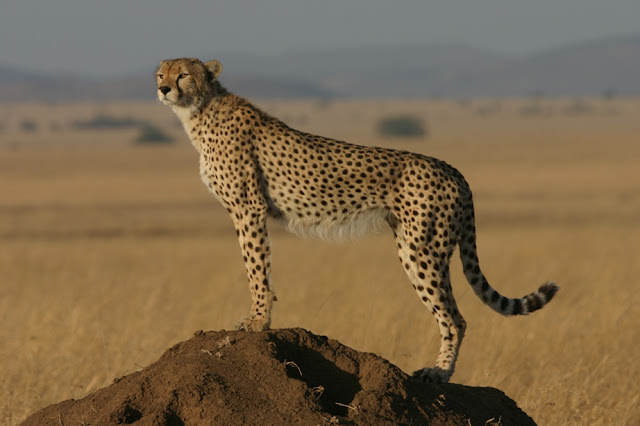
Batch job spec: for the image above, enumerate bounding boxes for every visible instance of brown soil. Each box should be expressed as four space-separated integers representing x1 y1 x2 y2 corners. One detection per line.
22 328 535 425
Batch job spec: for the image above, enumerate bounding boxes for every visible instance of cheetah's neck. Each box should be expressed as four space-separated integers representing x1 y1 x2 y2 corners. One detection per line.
173 83 232 153
172 102 217 153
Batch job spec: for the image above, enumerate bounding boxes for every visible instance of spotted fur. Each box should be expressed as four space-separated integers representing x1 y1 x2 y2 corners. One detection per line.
157 58 559 383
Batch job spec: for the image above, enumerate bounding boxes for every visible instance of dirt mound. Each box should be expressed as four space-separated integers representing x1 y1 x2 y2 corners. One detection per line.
22 328 535 425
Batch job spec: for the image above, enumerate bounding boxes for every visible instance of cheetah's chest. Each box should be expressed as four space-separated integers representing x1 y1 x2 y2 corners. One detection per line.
199 155 227 205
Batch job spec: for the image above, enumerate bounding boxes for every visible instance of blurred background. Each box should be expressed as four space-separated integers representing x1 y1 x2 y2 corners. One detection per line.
1 1 639 425
1 0 639 100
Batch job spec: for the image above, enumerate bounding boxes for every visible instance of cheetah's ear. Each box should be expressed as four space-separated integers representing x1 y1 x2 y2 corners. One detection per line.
205 60 223 79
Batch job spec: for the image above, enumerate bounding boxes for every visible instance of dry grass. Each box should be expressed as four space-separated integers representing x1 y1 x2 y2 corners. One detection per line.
1 97 639 425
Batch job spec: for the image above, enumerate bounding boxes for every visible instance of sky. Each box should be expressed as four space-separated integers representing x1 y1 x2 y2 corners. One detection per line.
1 0 639 78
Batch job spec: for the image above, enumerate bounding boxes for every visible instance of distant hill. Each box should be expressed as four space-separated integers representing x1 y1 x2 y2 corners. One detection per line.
1 33 638 101
449 34 640 97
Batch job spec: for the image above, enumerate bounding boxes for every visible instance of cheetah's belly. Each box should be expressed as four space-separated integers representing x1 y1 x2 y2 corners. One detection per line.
278 205 392 241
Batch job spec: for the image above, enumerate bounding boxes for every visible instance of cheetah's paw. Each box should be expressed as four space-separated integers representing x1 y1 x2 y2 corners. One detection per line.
412 367 452 384
235 317 271 332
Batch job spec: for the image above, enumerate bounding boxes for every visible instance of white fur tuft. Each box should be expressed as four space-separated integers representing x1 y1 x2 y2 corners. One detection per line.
283 208 391 241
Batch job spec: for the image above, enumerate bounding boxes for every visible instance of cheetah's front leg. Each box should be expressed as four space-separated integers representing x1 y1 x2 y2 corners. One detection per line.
232 209 277 332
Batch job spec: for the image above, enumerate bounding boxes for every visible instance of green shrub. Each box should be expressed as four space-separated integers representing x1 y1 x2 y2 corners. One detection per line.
20 120 38 132
377 115 426 138
73 114 141 130
135 124 173 144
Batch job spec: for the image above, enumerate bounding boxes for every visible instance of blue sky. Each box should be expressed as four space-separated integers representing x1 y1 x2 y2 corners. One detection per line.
1 0 638 77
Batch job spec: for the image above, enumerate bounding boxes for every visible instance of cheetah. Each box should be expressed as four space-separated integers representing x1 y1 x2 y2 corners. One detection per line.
156 57 559 383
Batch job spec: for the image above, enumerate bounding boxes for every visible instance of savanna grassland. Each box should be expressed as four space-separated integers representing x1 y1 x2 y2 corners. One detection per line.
1 96 638 425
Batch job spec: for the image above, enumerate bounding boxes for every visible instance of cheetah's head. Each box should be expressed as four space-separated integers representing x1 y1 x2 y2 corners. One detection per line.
156 58 223 109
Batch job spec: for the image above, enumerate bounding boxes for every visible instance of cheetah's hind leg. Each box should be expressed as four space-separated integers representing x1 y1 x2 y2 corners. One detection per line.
390 219 465 383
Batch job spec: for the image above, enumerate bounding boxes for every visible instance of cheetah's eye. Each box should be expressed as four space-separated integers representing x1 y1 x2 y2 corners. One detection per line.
156 74 164 80
179 73 189 79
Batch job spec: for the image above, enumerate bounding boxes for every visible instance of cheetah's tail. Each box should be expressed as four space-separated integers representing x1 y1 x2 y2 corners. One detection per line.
457 205 559 316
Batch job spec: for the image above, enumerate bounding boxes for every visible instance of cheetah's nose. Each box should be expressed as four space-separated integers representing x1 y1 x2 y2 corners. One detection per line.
159 86 171 95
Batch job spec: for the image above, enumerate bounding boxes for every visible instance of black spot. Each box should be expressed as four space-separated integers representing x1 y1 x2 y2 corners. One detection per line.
500 296 509 311
512 299 523 315
526 294 543 312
